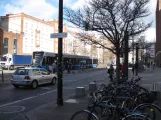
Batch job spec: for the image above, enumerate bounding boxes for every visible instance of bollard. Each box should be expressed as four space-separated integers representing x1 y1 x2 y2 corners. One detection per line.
2 70 4 83
75 87 86 97
0 69 4 83
89 81 97 91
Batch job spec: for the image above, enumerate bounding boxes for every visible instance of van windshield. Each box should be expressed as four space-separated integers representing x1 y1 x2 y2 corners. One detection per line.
32 52 44 66
0 56 7 61
14 69 29 75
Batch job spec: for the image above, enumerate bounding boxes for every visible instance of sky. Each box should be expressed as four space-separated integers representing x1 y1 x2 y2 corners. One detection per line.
0 0 157 42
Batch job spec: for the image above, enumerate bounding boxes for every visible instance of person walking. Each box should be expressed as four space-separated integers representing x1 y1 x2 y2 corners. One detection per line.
108 64 114 82
52 62 57 73
132 64 135 75
48 64 53 73
121 63 125 78
153 62 155 70
66 61 71 74
135 62 138 76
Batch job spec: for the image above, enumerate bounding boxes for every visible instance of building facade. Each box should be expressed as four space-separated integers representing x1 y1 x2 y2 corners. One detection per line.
156 0 161 66
0 13 67 55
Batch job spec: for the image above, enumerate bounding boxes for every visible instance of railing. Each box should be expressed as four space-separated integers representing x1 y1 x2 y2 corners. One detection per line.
0 69 4 83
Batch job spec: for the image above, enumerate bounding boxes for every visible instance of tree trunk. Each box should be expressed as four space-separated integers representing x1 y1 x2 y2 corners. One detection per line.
116 51 120 81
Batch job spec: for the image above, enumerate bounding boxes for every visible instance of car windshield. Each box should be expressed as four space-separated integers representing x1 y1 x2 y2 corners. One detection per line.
14 69 29 75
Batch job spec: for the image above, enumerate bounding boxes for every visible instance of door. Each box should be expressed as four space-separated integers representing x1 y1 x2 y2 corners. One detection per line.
40 69 51 84
32 69 43 85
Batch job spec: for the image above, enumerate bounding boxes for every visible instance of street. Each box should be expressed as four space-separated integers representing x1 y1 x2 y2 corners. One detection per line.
0 69 107 120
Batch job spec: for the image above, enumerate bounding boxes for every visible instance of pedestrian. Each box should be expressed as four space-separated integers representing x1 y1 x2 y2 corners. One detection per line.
48 64 53 73
46 64 49 71
81 62 84 71
121 63 125 78
108 64 114 82
52 62 57 73
66 61 71 74
134 62 138 76
153 63 155 70
132 64 135 75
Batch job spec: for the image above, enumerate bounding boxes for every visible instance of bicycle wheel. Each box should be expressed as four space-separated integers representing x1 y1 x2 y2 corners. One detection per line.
70 110 99 120
122 114 151 120
133 103 161 120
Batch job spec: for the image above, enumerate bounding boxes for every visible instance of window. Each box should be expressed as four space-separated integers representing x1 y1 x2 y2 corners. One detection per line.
14 69 29 75
13 39 18 54
40 69 48 75
32 69 41 75
3 38 8 54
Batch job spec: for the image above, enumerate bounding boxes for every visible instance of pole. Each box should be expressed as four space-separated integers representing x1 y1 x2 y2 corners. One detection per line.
57 0 63 106
136 43 139 76
124 31 129 79
132 37 134 64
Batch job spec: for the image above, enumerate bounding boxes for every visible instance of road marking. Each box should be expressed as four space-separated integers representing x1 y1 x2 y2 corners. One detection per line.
0 106 25 114
65 99 78 103
0 89 57 108
40 89 57 95
63 87 75 89
155 77 161 79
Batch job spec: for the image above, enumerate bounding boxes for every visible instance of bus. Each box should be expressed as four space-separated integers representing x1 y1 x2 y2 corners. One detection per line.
32 51 98 70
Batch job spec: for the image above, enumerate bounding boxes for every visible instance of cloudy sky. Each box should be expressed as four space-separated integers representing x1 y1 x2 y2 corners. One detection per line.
0 0 157 42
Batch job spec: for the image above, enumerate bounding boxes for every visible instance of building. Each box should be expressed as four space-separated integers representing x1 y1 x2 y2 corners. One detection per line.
0 13 67 55
156 0 161 66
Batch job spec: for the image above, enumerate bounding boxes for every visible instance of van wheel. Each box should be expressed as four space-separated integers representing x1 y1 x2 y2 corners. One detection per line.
51 77 56 85
10 65 14 70
31 80 38 89
13 85 19 88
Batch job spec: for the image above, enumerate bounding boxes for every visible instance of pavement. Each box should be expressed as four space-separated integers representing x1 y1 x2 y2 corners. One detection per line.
26 96 89 120
24 67 161 120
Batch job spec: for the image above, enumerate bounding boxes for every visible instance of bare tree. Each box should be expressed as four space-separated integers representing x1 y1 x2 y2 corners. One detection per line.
64 0 152 80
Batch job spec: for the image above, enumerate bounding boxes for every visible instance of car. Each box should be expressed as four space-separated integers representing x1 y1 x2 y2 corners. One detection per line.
11 67 57 89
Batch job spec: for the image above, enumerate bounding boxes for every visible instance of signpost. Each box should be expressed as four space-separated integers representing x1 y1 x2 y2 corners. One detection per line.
56 0 64 106
50 32 67 38
50 32 67 105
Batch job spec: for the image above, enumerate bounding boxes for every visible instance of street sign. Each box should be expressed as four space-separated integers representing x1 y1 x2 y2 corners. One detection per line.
50 32 67 38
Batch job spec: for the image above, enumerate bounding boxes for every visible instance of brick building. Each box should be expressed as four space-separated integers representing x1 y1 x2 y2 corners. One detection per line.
0 13 67 55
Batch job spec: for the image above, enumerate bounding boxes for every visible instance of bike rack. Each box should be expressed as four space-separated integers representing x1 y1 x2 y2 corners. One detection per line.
0 69 4 83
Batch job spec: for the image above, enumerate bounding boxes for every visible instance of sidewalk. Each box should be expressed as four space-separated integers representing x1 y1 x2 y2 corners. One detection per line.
25 67 161 120
26 96 89 120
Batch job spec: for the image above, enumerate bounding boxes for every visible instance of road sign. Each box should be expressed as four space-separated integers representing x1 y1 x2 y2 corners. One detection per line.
50 32 67 38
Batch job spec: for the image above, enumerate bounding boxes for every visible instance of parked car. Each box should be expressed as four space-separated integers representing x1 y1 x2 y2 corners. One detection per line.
11 67 57 89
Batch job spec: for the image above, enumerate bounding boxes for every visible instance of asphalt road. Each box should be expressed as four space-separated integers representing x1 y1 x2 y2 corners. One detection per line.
0 69 108 120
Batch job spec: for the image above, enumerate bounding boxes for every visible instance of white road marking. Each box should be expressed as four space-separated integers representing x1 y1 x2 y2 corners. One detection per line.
65 99 78 103
0 89 57 108
0 106 26 114
40 89 57 95
63 87 75 90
